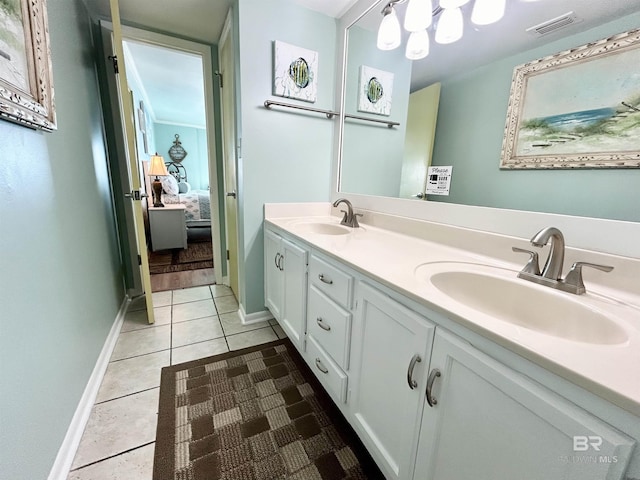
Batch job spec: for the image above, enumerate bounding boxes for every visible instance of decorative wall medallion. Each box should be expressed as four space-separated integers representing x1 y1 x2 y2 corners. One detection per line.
168 134 187 163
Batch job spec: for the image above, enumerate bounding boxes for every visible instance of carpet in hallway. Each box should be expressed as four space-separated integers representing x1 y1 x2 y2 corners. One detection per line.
153 339 383 480
149 241 213 274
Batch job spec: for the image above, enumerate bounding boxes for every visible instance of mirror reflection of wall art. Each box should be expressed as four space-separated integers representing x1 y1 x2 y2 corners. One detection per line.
0 0 56 131
273 40 318 103
358 65 394 116
501 28 640 169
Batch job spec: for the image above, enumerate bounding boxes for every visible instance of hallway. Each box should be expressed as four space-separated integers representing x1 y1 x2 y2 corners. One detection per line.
67 285 284 479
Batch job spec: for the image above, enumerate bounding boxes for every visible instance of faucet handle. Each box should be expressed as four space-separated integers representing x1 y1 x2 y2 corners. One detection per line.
563 262 614 294
512 247 540 275
352 213 363 228
339 209 350 224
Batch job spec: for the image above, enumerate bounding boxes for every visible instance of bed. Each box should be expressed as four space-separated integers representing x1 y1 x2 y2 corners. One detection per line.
142 160 212 231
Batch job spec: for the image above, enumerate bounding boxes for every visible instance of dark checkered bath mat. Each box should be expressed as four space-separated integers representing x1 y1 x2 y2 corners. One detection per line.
153 339 384 479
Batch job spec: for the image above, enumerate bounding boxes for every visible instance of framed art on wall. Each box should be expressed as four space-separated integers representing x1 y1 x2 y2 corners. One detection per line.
357 65 394 117
0 0 56 131
501 28 640 169
273 40 318 103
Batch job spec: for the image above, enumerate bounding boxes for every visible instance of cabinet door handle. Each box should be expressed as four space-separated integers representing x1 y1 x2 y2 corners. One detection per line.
316 317 331 331
315 358 329 374
407 354 422 390
279 255 284 271
318 274 333 285
426 368 441 407
275 252 281 269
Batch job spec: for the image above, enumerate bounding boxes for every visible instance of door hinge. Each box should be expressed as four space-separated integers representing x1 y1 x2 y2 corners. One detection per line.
214 70 223 88
137 255 142 266
108 55 118 74
226 249 230 260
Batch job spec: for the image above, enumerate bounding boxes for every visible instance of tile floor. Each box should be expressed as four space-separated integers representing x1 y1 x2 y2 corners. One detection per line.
67 285 285 480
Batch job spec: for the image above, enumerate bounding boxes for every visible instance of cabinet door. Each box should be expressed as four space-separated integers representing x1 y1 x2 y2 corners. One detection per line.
281 238 308 351
415 329 635 480
350 282 435 480
264 229 283 320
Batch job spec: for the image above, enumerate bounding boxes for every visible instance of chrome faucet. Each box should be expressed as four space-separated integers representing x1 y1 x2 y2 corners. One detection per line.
530 226 565 280
332 198 362 228
512 227 613 295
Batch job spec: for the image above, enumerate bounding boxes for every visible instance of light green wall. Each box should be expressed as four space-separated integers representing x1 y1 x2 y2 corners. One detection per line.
154 123 209 190
0 1 125 479
236 0 337 314
341 25 412 196
430 13 640 222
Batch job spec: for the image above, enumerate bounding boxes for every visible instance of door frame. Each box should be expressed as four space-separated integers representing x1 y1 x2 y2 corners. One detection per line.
104 23 225 287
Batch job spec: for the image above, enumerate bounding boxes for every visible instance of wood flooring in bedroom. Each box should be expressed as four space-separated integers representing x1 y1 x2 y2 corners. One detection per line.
150 267 215 292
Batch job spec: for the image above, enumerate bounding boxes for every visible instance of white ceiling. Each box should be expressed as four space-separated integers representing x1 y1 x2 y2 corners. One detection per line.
86 0 640 126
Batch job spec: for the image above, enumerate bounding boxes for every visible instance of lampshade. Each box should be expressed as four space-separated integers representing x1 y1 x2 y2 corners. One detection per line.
404 0 433 32
405 30 430 60
148 153 169 176
471 0 506 25
377 5 402 51
435 7 463 44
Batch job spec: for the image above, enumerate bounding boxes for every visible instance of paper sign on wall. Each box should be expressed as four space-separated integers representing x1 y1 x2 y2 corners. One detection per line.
426 166 453 196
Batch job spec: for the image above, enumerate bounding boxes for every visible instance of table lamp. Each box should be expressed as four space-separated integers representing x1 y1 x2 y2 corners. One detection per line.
148 153 169 207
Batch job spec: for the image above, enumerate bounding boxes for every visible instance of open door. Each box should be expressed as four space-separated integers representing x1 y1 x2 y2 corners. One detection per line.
106 0 155 323
219 15 239 298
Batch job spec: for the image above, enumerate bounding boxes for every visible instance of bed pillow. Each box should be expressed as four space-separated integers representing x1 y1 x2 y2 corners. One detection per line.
178 181 191 194
160 175 179 195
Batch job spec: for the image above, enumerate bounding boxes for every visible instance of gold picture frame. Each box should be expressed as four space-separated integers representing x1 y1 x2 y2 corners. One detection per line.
500 28 640 169
0 0 56 131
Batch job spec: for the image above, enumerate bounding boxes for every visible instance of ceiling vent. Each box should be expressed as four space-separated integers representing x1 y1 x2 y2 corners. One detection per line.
526 12 582 37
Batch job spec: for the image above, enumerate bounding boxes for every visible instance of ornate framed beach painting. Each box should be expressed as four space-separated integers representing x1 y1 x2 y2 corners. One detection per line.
500 29 640 169
0 0 56 131
273 40 318 103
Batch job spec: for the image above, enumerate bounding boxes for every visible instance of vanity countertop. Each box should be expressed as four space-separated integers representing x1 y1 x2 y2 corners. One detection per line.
265 207 640 417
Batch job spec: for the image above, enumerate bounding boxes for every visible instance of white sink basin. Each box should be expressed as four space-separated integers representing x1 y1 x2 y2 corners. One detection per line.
415 262 629 345
293 222 352 236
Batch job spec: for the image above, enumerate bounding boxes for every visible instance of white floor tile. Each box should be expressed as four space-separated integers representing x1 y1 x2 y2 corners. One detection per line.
171 338 229 365
172 299 217 323
219 311 270 336
71 389 159 469
172 286 212 304
96 351 170 403
210 284 233 298
152 290 172 307
226 327 278 351
214 295 239 314
128 296 147 312
120 307 170 333
171 316 224 348
111 325 171 361
68 443 154 480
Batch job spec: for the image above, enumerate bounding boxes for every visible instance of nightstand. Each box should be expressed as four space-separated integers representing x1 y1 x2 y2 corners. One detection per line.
148 204 187 251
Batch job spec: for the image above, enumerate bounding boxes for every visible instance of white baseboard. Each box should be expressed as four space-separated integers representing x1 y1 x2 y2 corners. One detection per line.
238 304 273 325
47 296 130 480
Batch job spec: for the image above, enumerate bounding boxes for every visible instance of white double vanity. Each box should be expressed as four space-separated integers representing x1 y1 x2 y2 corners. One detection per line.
263 202 639 480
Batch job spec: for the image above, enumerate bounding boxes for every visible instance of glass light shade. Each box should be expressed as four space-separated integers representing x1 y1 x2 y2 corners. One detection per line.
435 7 463 44
471 0 506 25
377 6 402 50
439 0 470 8
405 30 430 60
404 0 433 32
148 154 169 176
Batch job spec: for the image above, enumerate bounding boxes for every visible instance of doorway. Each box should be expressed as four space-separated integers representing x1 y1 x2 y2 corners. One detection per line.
115 26 225 293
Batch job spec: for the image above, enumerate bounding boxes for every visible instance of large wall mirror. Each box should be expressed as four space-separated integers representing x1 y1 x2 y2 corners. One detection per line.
338 0 640 222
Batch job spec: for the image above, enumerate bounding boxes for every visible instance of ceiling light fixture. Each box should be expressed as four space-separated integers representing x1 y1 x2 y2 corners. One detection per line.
377 0 506 60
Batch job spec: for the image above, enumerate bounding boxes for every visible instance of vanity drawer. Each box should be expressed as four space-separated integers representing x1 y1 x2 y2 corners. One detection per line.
307 285 351 370
309 254 353 308
306 335 348 404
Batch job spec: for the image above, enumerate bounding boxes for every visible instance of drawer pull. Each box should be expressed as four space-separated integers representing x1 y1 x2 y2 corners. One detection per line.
426 368 442 407
315 358 329 374
407 354 422 390
316 317 331 331
318 273 333 285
